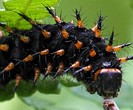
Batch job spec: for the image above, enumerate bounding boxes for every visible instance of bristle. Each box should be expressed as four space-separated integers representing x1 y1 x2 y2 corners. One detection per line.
119 56 133 63
53 49 65 56
44 62 53 77
0 62 15 77
108 31 114 45
61 29 69 39
105 31 114 52
40 49 49 55
20 36 30 43
17 13 37 26
33 68 40 85
23 55 33 62
14 74 22 91
0 6 132 107
113 42 132 52
89 49 96 57
53 62 64 78
41 30 51 38
73 65 92 76
0 23 13 33
45 6 62 23
75 9 84 28
92 15 104 38
75 40 83 49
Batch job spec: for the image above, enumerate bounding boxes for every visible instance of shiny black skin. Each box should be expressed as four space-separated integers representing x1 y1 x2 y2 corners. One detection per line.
0 10 122 97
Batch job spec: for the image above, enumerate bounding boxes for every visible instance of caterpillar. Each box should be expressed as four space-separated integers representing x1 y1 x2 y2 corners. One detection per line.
0 5 132 109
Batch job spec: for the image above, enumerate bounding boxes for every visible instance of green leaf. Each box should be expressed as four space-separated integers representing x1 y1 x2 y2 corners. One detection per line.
0 0 60 29
20 96 55 110
72 83 133 110
20 86 101 110
115 83 133 109
3 0 60 12
71 85 102 106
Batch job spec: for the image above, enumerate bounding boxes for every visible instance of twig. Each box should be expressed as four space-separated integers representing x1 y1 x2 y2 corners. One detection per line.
103 97 119 110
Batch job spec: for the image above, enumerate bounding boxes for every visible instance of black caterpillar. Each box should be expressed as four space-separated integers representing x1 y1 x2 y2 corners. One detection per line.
0 7 133 98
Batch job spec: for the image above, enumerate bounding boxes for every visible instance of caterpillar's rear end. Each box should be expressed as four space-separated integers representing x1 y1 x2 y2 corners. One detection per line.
0 7 133 107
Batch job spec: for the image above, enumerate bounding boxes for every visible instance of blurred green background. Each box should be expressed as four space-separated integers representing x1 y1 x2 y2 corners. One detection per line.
0 0 133 110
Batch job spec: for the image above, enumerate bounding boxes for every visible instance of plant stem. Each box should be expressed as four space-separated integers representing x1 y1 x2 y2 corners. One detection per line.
103 97 119 110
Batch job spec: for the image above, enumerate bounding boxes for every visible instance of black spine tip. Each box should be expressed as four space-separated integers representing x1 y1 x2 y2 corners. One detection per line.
33 80 37 85
127 56 133 60
97 15 104 30
121 42 133 48
0 23 6 28
45 6 55 17
0 70 5 76
53 72 59 79
75 9 81 20
108 31 114 45
42 74 48 80
73 68 83 77
13 86 17 92
64 67 72 73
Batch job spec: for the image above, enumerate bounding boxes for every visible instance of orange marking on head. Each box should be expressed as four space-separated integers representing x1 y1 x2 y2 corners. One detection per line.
72 61 80 69
92 25 101 38
5 62 15 72
89 50 96 57
61 29 69 39
83 65 92 72
55 49 65 56
15 74 22 87
23 55 33 62
40 49 49 55
94 68 121 80
106 45 113 52
75 40 83 49
77 20 84 28
20 35 30 43
41 30 51 38
0 44 9 51
45 62 53 75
